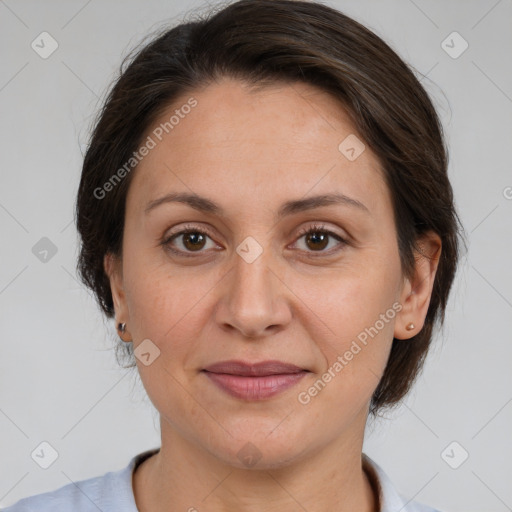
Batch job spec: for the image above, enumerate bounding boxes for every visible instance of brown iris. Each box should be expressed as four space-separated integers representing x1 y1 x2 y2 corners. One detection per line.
182 232 207 251
305 231 329 251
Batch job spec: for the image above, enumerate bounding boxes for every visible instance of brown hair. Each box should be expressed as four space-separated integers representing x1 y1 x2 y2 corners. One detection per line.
75 0 465 416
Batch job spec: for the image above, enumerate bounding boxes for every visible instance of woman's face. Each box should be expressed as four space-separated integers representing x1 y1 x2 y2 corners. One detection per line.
106 78 439 468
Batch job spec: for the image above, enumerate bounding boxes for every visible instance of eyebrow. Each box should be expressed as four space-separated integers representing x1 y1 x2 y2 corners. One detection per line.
144 191 370 218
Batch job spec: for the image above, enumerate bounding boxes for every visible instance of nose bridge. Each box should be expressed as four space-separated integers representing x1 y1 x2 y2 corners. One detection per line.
234 245 272 300
217 237 290 337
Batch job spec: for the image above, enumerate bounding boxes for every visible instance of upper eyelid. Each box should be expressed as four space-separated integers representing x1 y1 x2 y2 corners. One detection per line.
164 222 344 239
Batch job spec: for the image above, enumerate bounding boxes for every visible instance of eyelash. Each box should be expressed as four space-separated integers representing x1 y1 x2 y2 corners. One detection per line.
161 223 348 258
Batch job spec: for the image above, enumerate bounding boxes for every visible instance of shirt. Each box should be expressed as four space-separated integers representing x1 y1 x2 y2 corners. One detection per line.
2 448 441 511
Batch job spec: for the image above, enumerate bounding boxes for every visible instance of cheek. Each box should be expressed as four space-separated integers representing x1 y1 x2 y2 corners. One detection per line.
123 265 211 420
122 247 224 363
292 250 400 340
125 271 202 342
309 279 396 370
290 254 400 405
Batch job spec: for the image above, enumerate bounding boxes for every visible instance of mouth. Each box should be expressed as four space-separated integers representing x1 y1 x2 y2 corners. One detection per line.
202 360 310 400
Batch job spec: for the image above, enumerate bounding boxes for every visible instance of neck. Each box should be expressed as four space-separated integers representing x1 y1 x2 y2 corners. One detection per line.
133 418 378 512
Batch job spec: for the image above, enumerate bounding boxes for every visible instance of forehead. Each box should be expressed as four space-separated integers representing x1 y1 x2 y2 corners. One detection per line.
126 78 389 220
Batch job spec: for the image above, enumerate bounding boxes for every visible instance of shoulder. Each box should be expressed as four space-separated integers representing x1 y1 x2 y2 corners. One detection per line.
1 468 129 512
1 448 159 512
362 453 443 512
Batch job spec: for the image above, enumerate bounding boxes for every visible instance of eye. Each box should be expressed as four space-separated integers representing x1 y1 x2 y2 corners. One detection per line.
161 224 220 257
293 223 347 255
161 222 348 258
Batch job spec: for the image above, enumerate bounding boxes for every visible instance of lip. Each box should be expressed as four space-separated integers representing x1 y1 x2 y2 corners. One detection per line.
203 360 306 376
202 360 309 400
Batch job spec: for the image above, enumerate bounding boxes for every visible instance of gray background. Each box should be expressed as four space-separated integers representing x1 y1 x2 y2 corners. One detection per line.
0 0 511 510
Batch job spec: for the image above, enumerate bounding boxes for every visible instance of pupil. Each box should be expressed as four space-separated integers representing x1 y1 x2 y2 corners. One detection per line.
307 232 328 250
184 232 205 250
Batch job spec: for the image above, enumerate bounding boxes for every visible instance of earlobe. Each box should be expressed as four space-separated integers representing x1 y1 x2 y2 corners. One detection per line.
394 231 442 340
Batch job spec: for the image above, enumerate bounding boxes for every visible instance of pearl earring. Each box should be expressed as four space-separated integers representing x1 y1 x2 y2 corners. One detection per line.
406 322 415 331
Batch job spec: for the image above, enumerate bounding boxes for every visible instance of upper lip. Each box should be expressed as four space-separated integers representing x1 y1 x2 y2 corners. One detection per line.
203 360 307 376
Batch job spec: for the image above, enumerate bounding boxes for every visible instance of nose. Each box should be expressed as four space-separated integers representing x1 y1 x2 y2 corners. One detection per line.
214 248 292 339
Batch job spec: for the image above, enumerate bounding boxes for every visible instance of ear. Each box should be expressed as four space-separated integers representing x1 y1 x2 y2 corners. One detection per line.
104 252 132 341
394 230 442 340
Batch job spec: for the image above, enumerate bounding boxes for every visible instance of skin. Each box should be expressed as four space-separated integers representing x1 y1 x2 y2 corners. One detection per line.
104 78 441 512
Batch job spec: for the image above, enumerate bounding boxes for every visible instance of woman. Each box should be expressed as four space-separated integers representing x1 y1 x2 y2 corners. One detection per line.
4 0 463 510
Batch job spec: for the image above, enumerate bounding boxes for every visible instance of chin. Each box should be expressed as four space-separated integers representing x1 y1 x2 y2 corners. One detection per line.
205 416 313 470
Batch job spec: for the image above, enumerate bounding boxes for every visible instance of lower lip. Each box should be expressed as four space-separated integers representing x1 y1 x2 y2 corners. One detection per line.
203 371 308 400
